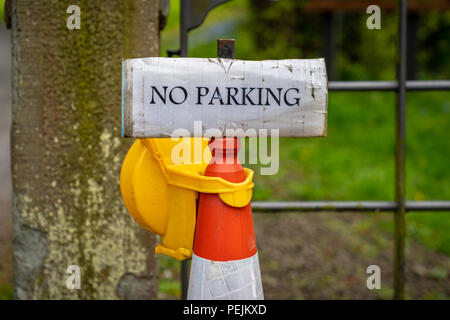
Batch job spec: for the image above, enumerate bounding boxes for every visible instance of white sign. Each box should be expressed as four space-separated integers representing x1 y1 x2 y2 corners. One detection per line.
122 57 328 137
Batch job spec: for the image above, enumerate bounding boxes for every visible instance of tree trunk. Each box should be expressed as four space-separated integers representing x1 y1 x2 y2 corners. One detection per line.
11 0 159 299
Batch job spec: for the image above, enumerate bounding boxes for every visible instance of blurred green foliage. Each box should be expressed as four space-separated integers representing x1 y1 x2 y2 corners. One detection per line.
0 0 4 24
158 254 181 299
246 0 449 80
418 11 450 79
162 0 449 79
247 91 450 255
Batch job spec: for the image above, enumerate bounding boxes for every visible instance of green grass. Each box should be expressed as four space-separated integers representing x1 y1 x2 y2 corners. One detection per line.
245 91 450 254
250 91 397 201
251 91 450 201
157 254 181 298
407 212 450 255
0 284 13 300
158 278 181 299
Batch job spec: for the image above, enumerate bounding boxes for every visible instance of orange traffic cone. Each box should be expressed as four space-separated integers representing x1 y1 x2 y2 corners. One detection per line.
188 137 264 300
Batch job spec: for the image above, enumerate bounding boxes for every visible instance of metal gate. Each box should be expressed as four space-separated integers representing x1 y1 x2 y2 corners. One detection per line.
174 0 450 299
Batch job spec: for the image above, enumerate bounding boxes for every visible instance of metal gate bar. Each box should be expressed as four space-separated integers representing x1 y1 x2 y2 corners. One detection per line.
329 80 450 91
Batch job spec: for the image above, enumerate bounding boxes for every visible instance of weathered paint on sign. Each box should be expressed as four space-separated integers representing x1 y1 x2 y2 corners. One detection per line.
122 57 327 137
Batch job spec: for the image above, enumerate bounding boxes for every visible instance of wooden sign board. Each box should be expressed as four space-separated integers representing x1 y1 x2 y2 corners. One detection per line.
122 58 327 137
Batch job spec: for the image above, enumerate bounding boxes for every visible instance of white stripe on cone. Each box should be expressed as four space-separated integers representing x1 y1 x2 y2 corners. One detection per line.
187 252 264 300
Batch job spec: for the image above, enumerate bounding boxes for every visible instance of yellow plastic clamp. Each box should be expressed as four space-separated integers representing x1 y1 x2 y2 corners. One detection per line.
120 138 254 261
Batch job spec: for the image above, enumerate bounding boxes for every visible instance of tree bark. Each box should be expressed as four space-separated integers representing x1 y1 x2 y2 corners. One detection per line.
11 0 159 299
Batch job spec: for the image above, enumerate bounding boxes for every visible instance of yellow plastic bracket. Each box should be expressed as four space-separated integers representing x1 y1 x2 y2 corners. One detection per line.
120 138 254 260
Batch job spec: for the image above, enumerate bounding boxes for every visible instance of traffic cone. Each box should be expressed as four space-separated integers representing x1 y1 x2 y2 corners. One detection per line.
188 137 264 300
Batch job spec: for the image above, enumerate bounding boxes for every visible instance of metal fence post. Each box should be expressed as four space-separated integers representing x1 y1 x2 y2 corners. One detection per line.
180 0 189 57
394 0 407 300
181 259 189 300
